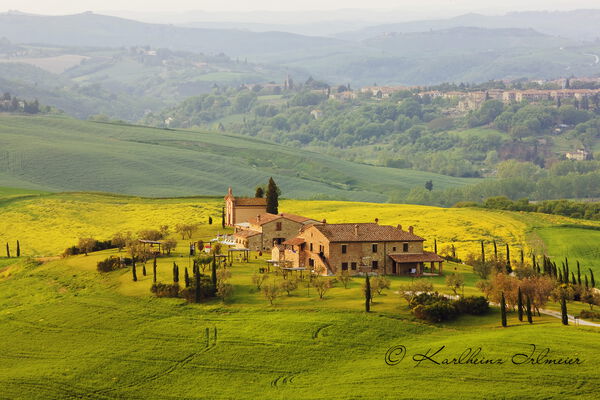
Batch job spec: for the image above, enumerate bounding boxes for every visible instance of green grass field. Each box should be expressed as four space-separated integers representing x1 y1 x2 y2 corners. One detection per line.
0 114 479 202
1 190 600 399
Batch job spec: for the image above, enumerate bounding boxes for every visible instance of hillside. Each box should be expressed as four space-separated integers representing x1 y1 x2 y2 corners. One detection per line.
0 115 478 201
1 191 600 398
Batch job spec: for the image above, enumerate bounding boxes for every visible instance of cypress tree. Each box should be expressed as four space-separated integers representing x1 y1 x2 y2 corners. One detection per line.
173 262 179 283
526 295 533 324
505 244 511 271
211 254 218 287
142 263 147 276
590 269 596 288
153 255 157 283
221 207 225 229
255 186 264 198
500 292 507 327
520 248 524 266
208 216 213 225
565 258 569 279
451 244 456 258
16 240 20 257
577 261 581 285
265 177 279 214
532 254 536 270
195 270 201 303
365 273 371 312
571 272 576 286
434 239 437 254
517 287 524 322
132 259 138 282
560 295 568 325
184 267 190 288
558 270 563 284
493 240 498 260
5 242 10 258
480 240 485 264
585 275 589 289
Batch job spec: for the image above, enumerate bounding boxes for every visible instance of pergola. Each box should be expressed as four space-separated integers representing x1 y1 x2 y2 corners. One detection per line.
228 248 250 263
138 239 163 254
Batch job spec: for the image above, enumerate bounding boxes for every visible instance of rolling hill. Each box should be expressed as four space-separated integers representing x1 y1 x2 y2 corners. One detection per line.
0 115 478 201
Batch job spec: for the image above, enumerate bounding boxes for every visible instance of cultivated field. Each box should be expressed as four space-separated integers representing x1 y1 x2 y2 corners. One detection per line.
0 115 479 201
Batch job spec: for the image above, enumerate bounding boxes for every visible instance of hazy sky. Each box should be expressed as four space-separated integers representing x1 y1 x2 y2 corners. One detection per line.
2 0 600 15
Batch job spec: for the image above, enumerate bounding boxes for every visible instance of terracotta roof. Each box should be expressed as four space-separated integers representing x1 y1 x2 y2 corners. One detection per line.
247 212 315 226
247 213 281 226
311 223 424 242
283 237 305 246
234 230 261 238
234 197 267 206
279 213 315 224
389 252 444 263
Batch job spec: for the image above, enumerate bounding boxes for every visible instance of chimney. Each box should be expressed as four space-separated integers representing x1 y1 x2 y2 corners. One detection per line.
397 224 402 231
354 224 359 236
374 218 379 224
228 187 233 196
321 219 327 224
409 226 414 234
257 214 261 222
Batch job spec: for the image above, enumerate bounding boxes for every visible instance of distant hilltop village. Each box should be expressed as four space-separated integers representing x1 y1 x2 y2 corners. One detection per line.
224 188 443 277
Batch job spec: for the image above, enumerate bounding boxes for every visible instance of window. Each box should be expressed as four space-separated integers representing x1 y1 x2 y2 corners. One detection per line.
392 246 397 252
372 243 378 253
309 258 314 267
403 243 409 252
310 243 313 251
372 260 379 269
341 244 347 254
319 245 324 253
276 222 282 231
341 262 348 271
351 262 357 270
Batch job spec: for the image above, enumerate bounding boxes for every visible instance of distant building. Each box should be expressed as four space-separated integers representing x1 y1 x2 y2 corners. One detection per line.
272 222 443 276
224 187 266 227
566 149 591 161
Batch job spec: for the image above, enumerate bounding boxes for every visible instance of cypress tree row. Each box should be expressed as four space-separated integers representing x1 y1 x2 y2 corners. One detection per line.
5 242 10 258
590 269 596 288
501 292 507 327
365 273 371 312
153 255 157 283
132 259 138 282
526 295 533 324
577 261 581 285
16 240 20 257
184 267 190 288
211 254 218 287
517 287 524 322
560 295 569 326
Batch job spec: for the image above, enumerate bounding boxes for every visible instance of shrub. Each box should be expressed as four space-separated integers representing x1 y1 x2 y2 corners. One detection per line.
454 296 490 315
180 275 217 302
96 256 123 272
280 279 298 295
150 283 180 298
409 292 450 309
413 301 458 322
580 310 600 320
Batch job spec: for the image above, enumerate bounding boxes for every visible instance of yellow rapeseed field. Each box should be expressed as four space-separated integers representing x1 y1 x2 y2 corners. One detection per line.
1 192 595 257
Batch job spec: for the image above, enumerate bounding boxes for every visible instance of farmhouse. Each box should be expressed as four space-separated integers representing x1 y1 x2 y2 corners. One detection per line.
233 212 320 251
272 222 443 276
224 187 266 227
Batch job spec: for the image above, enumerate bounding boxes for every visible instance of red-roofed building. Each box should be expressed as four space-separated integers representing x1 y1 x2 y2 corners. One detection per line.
224 187 267 227
272 222 443 276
